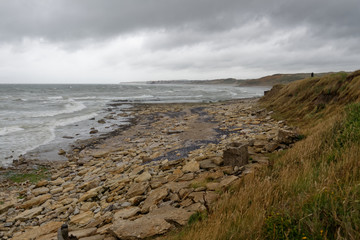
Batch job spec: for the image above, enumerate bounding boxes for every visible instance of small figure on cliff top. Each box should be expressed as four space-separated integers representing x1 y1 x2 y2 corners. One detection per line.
311 72 314 77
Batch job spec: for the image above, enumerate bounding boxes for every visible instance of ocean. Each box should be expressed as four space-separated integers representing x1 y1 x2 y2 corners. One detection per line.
0 83 270 166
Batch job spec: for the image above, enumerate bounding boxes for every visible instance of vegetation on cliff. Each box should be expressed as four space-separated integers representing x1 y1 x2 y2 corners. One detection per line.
165 70 360 239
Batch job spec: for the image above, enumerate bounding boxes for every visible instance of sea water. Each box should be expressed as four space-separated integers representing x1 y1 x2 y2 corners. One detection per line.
0 83 269 166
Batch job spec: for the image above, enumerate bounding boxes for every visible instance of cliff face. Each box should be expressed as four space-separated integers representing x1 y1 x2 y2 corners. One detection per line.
164 70 360 240
260 71 360 124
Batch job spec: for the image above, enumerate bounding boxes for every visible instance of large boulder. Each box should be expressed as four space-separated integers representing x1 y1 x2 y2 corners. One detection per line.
276 129 298 144
223 143 249 167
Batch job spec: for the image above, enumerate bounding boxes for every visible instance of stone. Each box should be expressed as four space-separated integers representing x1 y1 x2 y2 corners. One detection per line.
12 221 62 240
277 129 298 144
212 157 224 166
177 173 195 181
81 202 99 211
69 227 97 238
50 177 65 186
92 149 109 158
113 207 140 220
128 196 145 206
14 206 43 221
70 211 94 225
205 191 219 205
141 188 168 213
185 203 206 212
129 165 145 177
135 171 152 182
110 206 193 239
90 129 99 134
223 143 249 167
98 119 106 124
188 192 205 203
35 180 49 188
168 168 184 181
80 235 105 240
0 202 15 214
163 181 190 194
150 205 193 226
50 186 63 195
79 187 103 202
20 194 52 209
58 149 66 155
180 198 193 207
110 217 172 240
182 161 200 173
199 159 217 170
219 175 239 188
127 182 149 198
32 187 50 196
265 142 279 152
206 182 220 191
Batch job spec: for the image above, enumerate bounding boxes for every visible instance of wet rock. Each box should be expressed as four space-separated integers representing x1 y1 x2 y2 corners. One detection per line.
97 119 106 124
90 129 99 134
58 149 66 155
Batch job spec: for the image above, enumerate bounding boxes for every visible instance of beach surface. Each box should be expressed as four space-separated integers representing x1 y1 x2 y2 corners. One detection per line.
0 98 298 240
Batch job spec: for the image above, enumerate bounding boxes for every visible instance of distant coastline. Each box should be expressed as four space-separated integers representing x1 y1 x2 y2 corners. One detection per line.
148 71 345 86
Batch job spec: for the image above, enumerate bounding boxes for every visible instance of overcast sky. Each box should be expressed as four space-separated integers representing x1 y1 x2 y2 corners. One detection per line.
0 0 359 83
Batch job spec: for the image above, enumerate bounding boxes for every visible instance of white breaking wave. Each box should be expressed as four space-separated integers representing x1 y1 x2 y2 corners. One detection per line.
0 126 24 136
30 99 87 118
53 112 98 127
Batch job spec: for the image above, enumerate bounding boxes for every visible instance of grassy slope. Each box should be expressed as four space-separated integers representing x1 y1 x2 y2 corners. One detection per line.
162 70 360 240
238 73 312 86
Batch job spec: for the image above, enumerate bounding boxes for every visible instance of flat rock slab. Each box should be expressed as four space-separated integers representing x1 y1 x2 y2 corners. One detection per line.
12 221 62 240
20 194 52 209
141 187 168 213
14 206 43 221
113 207 141 220
110 216 172 239
110 206 193 239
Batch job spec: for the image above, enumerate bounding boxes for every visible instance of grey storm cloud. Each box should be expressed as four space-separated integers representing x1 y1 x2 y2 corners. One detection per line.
0 0 357 43
0 0 359 83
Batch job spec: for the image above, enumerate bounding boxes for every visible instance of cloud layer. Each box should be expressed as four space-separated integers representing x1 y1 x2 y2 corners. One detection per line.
0 0 359 83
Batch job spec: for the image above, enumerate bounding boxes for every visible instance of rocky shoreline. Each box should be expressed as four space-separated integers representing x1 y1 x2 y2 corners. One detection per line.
0 98 299 240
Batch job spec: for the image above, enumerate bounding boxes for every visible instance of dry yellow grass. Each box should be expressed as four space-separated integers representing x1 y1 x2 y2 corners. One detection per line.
158 70 360 240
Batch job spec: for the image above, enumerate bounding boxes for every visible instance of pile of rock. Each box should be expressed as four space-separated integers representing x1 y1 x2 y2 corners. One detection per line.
0 99 299 240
